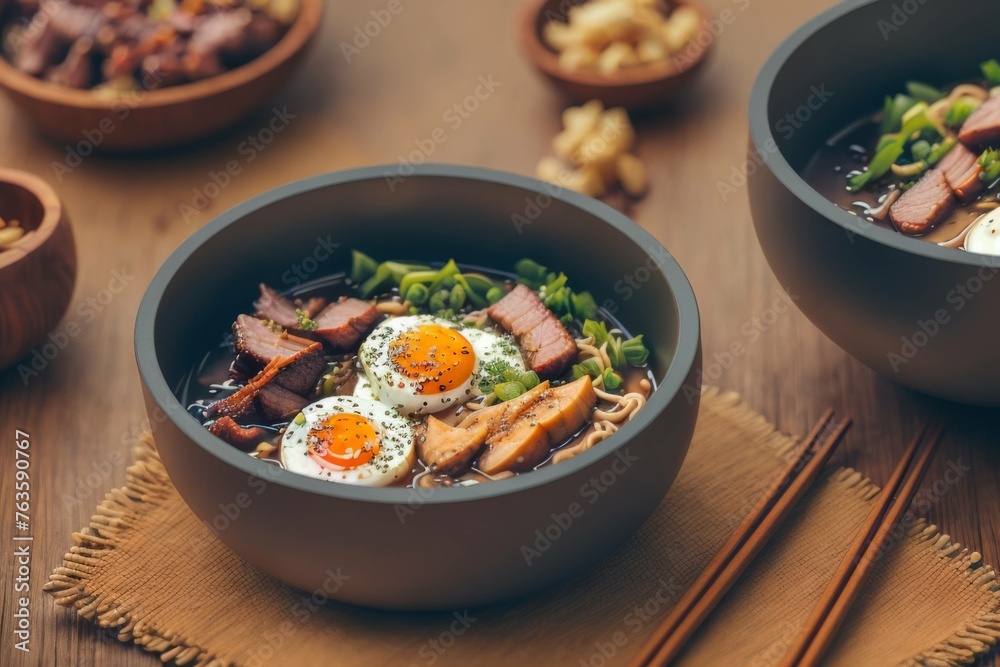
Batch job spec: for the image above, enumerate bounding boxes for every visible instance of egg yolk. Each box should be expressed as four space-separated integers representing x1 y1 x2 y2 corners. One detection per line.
388 324 476 394
307 413 380 469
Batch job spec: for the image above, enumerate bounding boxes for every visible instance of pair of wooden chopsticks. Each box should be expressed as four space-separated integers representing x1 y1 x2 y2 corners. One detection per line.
630 413 946 667
629 409 852 667
777 420 945 666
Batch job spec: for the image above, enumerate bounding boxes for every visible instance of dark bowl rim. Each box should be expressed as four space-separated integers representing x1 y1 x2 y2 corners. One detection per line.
748 0 1000 268
134 164 701 506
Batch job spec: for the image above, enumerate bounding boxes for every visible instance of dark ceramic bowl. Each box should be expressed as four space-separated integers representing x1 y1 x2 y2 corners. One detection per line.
749 0 1000 406
135 165 701 610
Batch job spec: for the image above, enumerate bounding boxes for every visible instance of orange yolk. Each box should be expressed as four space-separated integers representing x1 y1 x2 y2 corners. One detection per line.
388 324 476 394
307 413 380 469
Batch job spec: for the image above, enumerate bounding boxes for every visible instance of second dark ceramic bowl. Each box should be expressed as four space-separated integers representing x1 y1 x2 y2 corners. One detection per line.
749 0 1000 406
135 165 701 611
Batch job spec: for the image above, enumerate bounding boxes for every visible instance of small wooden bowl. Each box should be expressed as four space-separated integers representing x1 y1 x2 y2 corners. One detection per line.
518 0 713 110
0 169 76 371
0 0 322 152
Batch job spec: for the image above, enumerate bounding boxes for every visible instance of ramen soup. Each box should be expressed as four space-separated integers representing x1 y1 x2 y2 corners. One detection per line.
179 253 656 489
804 59 1000 255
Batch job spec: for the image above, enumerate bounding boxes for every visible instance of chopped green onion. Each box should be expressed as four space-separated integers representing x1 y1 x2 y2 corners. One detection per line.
571 290 599 320
358 264 393 298
601 368 622 391
448 284 466 310
901 101 929 126
879 94 916 134
494 381 526 402
926 138 956 166
350 250 378 283
428 291 447 312
518 371 540 390
979 149 1000 182
486 286 505 304
910 140 931 162
398 269 438 297
848 111 935 191
944 98 980 128
461 273 496 296
295 308 318 331
501 368 521 382
383 261 430 282
428 259 460 293
403 283 429 305
622 335 650 366
982 59 1000 87
453 275 486 308
571 358 602 380
905 81 945 104
515 258 549 288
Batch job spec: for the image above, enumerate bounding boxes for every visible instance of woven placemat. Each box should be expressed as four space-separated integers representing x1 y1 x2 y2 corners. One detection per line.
45 389 1000 666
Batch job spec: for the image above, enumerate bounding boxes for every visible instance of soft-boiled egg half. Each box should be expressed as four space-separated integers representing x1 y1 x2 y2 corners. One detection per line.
358 315 525 415
281 395 415 486
965 207 1000 256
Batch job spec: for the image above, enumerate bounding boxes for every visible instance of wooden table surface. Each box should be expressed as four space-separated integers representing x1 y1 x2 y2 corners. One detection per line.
1 0 997 665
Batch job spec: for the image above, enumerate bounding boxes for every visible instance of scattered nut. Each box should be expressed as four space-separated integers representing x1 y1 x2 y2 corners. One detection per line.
536 100 648 199
617 153 648 196
0 226 26 249
543 0 702 75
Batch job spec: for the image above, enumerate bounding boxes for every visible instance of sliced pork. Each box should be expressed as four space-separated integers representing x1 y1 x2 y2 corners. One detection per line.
232 315 325 395
312 297 379 349
254 284 327 329
256 384 308 421
937 143 983 201
206 356 307 423
889 169 955 235
208 417 266 450
487 284 577 378
958 96 1000 146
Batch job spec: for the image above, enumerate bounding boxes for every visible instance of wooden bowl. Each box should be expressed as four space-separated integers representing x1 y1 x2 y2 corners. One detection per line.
0 168 76 371
518 0 713 110
0 0 322 152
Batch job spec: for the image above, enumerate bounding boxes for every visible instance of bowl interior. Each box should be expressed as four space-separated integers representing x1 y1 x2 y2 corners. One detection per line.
752 0 1000 261
140 166 699 502
0 180 44 233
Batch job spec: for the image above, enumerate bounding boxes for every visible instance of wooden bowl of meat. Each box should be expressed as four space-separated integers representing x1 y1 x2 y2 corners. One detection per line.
518 0 713 110
0 0 322 152
0 168 76 372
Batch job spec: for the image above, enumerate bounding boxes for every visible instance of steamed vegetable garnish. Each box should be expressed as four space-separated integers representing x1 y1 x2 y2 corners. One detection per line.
980 149 1000 183
880 94 917 134
806 59 1000 254
185 252 658 488
945 98 980 128
515 258 599 322
905 81 945 104
982 59 1000 87
296 308 318 331
351 250 378 283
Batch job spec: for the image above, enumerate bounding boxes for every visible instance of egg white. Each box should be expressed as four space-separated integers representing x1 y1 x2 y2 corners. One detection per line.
357 315 525 415
965 208 1000 256
281 396 415 487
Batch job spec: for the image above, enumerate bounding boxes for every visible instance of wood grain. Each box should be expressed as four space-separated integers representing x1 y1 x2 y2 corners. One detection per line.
0 0 997 665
